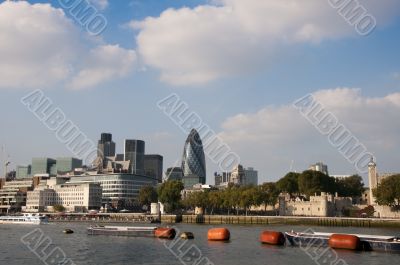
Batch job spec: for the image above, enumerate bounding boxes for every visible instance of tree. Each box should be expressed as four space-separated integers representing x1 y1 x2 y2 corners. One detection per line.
373 174 400 207
336 175 364 197
53 205 66 213
276 172 300 195
138 186 158 209
259 182 279 211
158 180 184 213
298 170 336 197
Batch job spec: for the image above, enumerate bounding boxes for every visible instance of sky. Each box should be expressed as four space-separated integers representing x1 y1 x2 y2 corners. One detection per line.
0 0 400 185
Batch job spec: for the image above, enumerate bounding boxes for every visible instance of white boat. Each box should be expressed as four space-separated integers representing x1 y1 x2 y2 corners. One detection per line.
0 213 48 225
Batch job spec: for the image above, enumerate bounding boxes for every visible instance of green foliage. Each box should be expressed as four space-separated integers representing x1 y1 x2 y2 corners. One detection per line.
276 172 300 195
335 175 364 197
298 170 336 197
158 180 184 213
53 204 66 212
374 174 400 207
259 182 279 207
138 186 158 207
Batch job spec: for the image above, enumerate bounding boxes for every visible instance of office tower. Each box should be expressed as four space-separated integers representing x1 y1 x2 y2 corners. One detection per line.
124 139 145 175
97 133 116 159
144 154 163 183
244 167 258 186
309 162 329 176
181 129 206 185
56 157 83 173
16 165 31 179
166 167 184 182
31 158 56 176
230 164 245 185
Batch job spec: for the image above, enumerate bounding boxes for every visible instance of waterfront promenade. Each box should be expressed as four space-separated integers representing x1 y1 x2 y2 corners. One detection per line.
45 213 400 228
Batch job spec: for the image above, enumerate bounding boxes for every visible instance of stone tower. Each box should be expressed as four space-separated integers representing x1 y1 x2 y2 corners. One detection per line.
368 156 378 205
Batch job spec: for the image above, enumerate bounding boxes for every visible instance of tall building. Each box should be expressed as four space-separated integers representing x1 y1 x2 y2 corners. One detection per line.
231 164 245 185
56 157 82 174
144 154 163 183
181 129 206 185
368 156 378 205
97 133 116 166
16 165 31 179
31 158 56 176
309 162 329 176
166 167 183 182
244 167 258 186
124 139 145 175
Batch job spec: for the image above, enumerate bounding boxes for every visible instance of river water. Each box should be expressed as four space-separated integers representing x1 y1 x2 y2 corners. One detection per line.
0 222 399 265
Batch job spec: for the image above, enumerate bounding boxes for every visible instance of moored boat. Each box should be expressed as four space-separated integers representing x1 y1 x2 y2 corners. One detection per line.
87 225 158 237
0 213 48 225
285 231 400 252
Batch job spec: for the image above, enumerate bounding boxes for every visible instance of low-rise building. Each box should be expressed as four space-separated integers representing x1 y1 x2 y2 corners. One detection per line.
25 179 102 213
279 192 352 217
0 179 33 213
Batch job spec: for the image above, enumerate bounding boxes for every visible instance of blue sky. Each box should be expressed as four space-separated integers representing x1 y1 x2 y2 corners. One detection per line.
1 0 400 184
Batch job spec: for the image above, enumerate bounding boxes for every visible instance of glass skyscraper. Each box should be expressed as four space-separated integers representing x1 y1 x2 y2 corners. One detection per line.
124 139 145 175
181 129 206 185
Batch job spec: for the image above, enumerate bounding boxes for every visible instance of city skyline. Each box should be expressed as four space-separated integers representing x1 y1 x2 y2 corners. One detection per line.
1 1 400 184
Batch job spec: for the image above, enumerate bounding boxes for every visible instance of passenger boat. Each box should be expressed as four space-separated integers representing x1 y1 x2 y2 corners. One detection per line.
0 213 48 225
87 225 158 237
285 231 400 252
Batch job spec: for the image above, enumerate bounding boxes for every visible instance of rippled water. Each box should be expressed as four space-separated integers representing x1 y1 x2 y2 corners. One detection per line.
0 222 399 265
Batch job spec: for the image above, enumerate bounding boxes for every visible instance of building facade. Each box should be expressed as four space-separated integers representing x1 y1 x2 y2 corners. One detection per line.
26 180 102 213
181 129 206 185
279 192 352 217
124 139 145 175
97 133 116 167
16 165 31 179
144 154 163 183
0 179 33 213
56 157 82 174
244 167 258 186
166 167 184 182
309 162 329 176
68 173 157 205
31 158 57 176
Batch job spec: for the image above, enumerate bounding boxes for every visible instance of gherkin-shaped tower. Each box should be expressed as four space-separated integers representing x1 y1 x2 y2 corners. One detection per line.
181 129 206 184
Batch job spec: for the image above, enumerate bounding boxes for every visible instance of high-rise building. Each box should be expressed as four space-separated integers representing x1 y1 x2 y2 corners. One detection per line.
56 157 82 174
124 139 145 175
166 167 183 182
144 154 163 183
31 158 56 176
181 129 206 185
244 167 258 186
231 164 245 185
16 165 31 179
97 133 116 162
309 162 329 176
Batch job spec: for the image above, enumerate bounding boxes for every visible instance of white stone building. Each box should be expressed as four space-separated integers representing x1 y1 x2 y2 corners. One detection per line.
26 178 102 213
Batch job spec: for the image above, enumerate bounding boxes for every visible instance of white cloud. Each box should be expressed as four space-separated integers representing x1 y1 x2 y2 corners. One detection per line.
133 0 400 85
89 0 109 10
218 88 400 180
68 45 137 90
0 1 134 90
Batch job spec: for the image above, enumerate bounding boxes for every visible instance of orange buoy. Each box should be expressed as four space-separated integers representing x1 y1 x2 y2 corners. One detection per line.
328 234 360 250
155 228 176 239
208 228 230 241
260 231 285 245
